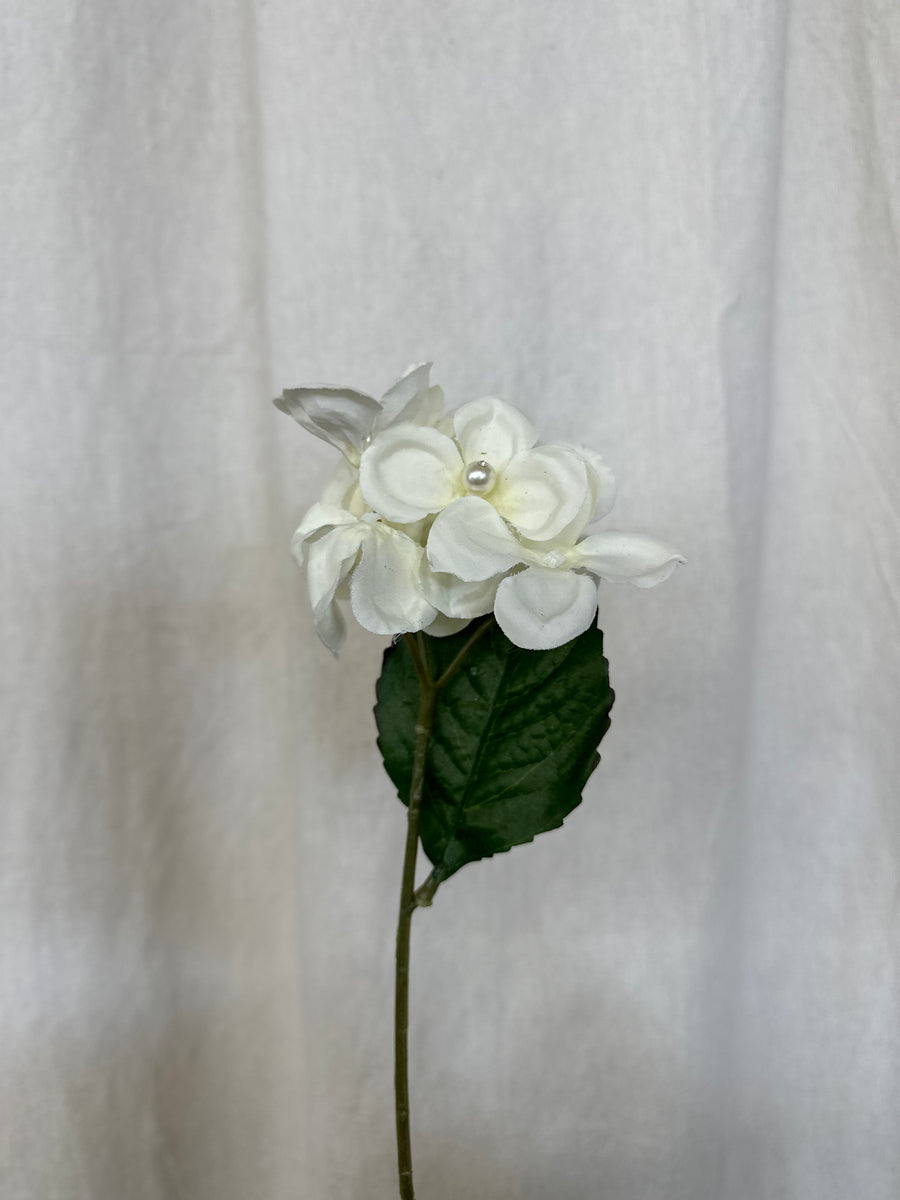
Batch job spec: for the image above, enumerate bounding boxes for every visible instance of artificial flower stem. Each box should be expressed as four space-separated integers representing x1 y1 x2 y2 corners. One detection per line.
394 635 436 1200
393 619 497 1197
412 871 440 908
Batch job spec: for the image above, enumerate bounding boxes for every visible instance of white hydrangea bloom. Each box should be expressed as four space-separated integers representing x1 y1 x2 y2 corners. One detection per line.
292 503 437 655
358 396 594 541
426 497 685 649
276 365 684 653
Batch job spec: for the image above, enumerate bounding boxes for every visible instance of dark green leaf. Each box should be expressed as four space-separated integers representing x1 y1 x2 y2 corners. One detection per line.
374 620 614 887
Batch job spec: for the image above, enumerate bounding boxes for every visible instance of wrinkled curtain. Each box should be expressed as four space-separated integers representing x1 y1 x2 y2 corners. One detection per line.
2 2 898 1197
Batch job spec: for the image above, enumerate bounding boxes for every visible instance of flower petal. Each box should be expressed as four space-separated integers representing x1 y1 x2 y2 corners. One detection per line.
427 496 531 582
291 503 362 567
312 598 347 655
494 567 599 650
492 445 589 541
419 559 502 618
274 386 381 460
452 397 537 472
573 532 686 587
305 525 366 606
359 424 463 523
583 450 617 521
304 524 367 654
551 447 617 544
377 363 443 430
321 458 368 516
423 613 472 638
350 529 437 635
292 502 359 546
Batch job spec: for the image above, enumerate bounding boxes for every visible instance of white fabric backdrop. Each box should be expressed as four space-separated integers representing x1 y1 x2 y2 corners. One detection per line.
2 1 898 1197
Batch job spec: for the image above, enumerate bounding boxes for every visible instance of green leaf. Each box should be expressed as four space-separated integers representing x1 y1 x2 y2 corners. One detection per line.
374 620 614 887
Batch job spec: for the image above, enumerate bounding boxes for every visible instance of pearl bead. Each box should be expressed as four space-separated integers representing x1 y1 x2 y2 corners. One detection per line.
464 459 495 494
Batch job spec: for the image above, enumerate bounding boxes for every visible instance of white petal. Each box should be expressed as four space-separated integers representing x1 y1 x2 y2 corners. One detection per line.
321 459 367 516
274 386 380 460
316 604 347 654
435 411 456 438
522 444 622 546
551 448 617 544
292 502 359 548
573 532 686 587
423 613 472 638
452 397 537 472
492 445 589 541
419 559 501 618
359 424 463 523
388 516 430 544
349 529 437 635
415 385 445 428
427 496 531 582
581 449 617 520
377 364 443 430
494 567 599 650
305 525 366 609
305 525 367 654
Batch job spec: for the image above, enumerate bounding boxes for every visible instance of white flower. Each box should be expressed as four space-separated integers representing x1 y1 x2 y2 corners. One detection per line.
276 363 684 654
426 496 685 650
293 503 437 655
275 363 443 465
358 397 596 541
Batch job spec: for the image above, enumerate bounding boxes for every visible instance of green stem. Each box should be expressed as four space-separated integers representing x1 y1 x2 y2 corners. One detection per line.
393 617 495 1199
395 636 435 1200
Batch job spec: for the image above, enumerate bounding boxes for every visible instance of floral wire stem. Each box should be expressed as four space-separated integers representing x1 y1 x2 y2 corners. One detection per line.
393 617 493 1200
393 651 432 1200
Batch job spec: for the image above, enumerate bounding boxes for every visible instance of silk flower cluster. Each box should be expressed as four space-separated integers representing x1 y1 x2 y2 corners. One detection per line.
276 364 684 653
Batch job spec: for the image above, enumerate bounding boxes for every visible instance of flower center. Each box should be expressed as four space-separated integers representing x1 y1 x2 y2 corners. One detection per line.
542 549 567 569
464 459 495 494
